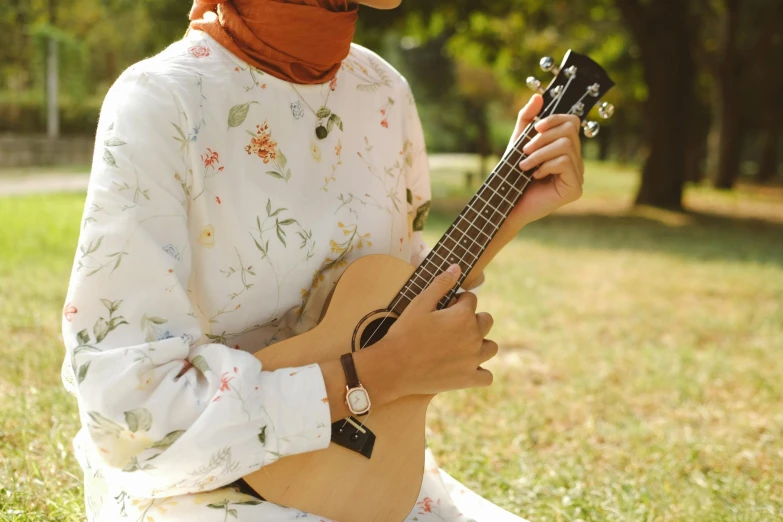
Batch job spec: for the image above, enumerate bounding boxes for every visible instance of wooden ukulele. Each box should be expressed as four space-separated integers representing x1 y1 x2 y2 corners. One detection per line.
244 51 615 521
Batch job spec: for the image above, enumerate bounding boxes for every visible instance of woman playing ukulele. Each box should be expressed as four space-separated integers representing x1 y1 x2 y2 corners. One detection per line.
61 1 583 520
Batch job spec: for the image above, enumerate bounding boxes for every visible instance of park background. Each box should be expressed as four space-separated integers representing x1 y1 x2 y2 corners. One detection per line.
1 1 782 520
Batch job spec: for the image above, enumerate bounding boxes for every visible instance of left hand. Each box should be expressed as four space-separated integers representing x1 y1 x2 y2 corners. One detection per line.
504 93 584 229
462 94 584 289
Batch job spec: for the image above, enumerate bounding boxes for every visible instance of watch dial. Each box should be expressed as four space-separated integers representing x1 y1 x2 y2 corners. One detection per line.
348 389 369 412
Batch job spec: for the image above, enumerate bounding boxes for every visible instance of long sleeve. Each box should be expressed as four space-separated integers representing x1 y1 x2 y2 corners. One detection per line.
61 67 331 499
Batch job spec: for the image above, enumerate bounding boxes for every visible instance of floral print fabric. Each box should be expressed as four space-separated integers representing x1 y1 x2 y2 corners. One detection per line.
61 30 525 522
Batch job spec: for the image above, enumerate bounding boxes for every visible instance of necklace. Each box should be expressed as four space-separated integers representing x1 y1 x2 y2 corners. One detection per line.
290 82 343 140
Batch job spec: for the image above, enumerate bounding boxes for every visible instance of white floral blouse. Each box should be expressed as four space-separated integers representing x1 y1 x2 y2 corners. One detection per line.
61 30 525 522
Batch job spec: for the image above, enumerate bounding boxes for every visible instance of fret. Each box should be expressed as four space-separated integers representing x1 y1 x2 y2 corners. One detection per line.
416 247 475 286
412 256 448 284
485 177 521 207
472 194 506 221
439 233 482 261
495 155 532 185
395 287 416 301
478 184 514 215
499 155 521 174
473 191 510 222
491 167 525 193
421 226 492 277
413 258 439 281
427 242 479 268
385 49 618 318
389 120 542 316
484 176 514 208
497 169 528 193
440 234 481 262
489 173 522 201
408 271 433 291
405 277 426 293
503 138 532 165
444 227 485 252
458 207 497 242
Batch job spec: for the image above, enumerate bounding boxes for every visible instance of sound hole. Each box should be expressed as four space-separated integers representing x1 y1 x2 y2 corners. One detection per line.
358 316 397 349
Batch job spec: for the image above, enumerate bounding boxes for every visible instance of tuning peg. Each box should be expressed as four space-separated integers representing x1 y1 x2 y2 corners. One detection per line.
550 85 563 98
582 121 600 138
571 101 585 117
526 76 543 94
539 56 560 75
598 101 615 119
588 83 601 97
564 65 577 79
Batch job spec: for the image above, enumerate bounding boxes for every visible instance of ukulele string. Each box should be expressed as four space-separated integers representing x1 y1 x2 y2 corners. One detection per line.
355 86 570 358
398 83 571 310
441 73 580 302
401 95 562 305
349 82 583 433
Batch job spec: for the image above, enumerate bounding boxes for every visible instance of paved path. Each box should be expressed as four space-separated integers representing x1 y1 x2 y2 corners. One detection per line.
0 173 90 196
0 154 479 197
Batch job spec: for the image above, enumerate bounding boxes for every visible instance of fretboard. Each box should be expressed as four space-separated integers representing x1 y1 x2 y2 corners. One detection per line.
389 123 541 316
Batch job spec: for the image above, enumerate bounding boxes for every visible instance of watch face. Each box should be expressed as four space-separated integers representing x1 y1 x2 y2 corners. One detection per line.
347 388 370 413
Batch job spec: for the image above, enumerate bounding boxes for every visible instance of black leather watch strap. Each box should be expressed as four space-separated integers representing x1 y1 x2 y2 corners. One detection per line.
340 353 361 389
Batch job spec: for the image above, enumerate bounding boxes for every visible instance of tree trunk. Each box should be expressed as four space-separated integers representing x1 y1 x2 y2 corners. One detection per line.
685 133 707 183
634 59 693 209
712 84 742 188
616 0 696 209
685 97 709 183
758 121 780 183
712 0 743 189
46 38 59 139
597 125 611 161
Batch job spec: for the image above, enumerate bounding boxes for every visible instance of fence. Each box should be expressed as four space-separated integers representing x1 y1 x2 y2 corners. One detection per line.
0 135 93 168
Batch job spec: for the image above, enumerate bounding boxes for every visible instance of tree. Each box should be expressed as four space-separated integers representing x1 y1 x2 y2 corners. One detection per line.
614 0 697 209
700 0 783 189
360 0 669 204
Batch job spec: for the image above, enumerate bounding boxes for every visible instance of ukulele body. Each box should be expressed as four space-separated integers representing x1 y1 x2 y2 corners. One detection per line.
244 253 432 522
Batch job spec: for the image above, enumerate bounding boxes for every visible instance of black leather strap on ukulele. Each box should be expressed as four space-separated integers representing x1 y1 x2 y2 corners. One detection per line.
340 353 360 388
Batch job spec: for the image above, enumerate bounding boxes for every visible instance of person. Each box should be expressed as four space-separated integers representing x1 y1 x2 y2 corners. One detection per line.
60 0 584 520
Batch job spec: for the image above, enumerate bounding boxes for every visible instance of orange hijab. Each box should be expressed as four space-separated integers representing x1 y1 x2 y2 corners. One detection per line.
189 0 358 84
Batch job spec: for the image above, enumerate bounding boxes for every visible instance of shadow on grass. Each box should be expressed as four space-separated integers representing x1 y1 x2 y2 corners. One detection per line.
427 205 783 267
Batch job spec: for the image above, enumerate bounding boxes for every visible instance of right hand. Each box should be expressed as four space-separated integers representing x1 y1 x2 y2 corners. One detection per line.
374 264 498 399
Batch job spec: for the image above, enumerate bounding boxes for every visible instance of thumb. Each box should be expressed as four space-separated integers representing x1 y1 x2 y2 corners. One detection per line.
407 264 461 313
509 94 544 147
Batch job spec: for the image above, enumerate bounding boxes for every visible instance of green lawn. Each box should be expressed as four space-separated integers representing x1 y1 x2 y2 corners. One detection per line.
1 161 782 521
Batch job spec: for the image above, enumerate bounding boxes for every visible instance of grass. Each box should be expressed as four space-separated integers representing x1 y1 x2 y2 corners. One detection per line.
1 161 782 521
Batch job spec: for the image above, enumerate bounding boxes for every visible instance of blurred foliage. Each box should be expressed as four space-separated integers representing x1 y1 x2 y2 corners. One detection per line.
1 0 781 207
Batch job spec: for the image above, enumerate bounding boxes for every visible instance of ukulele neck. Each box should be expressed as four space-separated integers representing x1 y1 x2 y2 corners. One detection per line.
389 123 541 316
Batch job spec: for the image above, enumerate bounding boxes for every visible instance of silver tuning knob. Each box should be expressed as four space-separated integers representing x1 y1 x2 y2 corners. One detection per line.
539 56 560 75
526 76 543 94
582 121 600 138
598 101 615 119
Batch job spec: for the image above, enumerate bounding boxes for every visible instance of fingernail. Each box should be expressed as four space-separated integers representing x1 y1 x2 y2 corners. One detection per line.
519 159 530 170
446 264 461 275
522 141 533 154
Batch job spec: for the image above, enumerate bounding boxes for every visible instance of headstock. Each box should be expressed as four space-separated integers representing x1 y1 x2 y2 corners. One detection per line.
526 51 615 138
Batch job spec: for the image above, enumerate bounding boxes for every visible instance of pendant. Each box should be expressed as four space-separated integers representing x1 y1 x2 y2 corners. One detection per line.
315 125 328 140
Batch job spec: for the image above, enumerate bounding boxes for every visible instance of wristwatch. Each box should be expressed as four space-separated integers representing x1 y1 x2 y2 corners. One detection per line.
341 353 371 416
